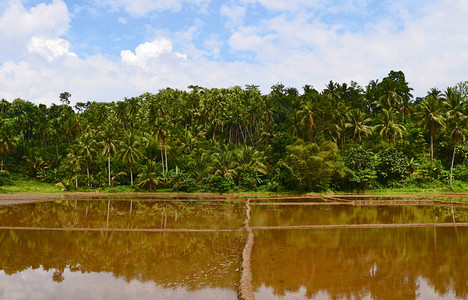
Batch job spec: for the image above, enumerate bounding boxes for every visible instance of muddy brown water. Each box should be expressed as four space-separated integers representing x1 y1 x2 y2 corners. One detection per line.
0 195 467 299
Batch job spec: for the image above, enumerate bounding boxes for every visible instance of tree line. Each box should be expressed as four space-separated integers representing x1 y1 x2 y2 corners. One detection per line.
1 71 467 192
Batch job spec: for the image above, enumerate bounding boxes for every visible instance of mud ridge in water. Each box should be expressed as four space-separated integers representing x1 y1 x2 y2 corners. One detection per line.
0 226 242 232
250 222 468 230
238 199 255 300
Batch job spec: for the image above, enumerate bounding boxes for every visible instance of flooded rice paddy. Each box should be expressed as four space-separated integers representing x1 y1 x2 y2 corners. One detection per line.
0 194 467 300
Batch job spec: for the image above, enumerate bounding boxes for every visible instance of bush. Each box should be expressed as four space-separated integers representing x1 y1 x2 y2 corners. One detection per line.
285 140 342 192
173 178 198 192
376 148 408 184
340 146 377 191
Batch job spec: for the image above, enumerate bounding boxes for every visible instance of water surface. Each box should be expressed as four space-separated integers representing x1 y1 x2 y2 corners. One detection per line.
252 227 468 299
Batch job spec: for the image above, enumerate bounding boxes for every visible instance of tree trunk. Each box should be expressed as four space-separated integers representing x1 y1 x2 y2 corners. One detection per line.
75 171 78 188
56 140 59 161
164 145 168 173
450 143 457 187
108 154 111 187
430 133 434 169
86 161 90 187
160 142 165 173
130 165 133 186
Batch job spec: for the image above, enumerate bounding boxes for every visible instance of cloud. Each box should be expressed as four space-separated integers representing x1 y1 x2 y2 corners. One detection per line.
220 4 246 27
27 36 77 62
1 0 468 106
0 0 70 61
121 38 188 71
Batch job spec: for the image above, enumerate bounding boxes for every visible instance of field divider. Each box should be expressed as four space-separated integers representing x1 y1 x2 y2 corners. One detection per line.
238 199 255 300
250 222 468 230
0 226 241 232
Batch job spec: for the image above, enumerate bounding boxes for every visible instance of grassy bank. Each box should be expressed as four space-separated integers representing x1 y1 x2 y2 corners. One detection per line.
2 177 468 195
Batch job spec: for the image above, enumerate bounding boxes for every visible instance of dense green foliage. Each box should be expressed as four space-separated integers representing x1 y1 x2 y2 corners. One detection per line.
0 71 467 192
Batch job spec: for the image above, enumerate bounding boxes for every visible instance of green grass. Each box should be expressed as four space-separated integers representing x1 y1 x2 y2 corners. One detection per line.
0 179 61 193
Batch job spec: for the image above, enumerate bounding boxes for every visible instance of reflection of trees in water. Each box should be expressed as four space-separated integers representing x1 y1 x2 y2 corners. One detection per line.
250 205 468 226
252 228 468 299
0 200 244 229
0 230 244 290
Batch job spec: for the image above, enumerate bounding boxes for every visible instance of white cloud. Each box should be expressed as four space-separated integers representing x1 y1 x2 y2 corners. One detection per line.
121 38 176 68
0 0 70 61
0 0 69 38
27 36 76 62
220 4 245 27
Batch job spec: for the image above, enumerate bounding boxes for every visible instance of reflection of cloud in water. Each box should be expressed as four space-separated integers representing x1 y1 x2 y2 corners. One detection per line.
254 278 460 300
0 268 236 300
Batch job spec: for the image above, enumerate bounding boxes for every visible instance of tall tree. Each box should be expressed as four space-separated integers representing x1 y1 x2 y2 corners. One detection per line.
67 143 82 188
375 108 406 147
417 88 446 168
121 131 141 185
345 109 373 145
100 124 118 186
444 87 467 187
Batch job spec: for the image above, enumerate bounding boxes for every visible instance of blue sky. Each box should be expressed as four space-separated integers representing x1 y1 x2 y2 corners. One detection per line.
0 0 467 105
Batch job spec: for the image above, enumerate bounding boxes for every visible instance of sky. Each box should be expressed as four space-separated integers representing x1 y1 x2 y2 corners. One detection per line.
0 0 467 105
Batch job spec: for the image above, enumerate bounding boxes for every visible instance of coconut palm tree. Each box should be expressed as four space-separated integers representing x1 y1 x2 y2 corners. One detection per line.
67 143 82 188
209 149 237 179
378 80 402 110
121 131 141 185
138 161 160 191
375 108 406 147
417 89 446 168
79 132 97 187
99 124 118 186
345 108 373 145
0 125 15 170
444 87 467 187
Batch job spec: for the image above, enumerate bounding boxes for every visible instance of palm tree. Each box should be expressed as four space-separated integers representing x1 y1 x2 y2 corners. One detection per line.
153 118 169 173
378 81 402 110
209 149 237 179
189 149 211 183
121 131 141 185
0 125 15 170
345 108 373 145
444 87 467 187
138 161 160 191
417 90 446 168
50 118 62 161
114 101 127 130
236 145 267 175
100 124 118 186
78 132 97 187
375 108 406 147
67 143 81 188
